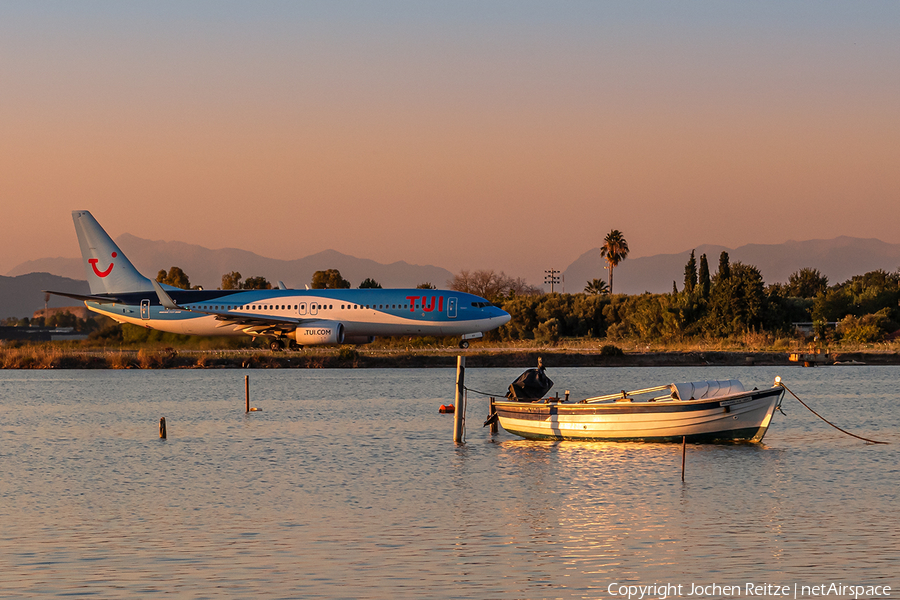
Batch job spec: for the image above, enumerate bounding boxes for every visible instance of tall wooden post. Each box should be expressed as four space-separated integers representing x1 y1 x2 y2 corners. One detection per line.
489 397 499 434
453 356 466 443
245 375 250 413
159 417 167 439
681 435 686 482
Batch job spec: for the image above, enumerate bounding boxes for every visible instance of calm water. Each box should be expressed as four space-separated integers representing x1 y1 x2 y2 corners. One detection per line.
0 366 897 599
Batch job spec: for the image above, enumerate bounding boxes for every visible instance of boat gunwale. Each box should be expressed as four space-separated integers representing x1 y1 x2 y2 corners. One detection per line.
493 386 783 416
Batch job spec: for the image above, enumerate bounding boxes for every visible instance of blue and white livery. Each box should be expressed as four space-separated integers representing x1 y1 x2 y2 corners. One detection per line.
47 211 511 350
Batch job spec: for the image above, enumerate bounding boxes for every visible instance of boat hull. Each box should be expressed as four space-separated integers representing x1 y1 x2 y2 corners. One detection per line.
495 386 784 443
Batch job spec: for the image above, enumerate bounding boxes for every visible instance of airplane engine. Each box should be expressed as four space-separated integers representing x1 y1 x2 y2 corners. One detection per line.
293 321 345 345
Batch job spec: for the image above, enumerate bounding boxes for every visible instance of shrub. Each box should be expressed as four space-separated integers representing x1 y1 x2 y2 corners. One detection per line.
337 346 359 363
837 314 886 343
535 318 561 343
599 344 624 357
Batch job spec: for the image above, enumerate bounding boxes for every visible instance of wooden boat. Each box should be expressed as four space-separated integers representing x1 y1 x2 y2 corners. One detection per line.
493 378 785 443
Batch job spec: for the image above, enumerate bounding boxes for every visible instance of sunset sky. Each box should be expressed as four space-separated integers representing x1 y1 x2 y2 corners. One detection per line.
2 2 898 285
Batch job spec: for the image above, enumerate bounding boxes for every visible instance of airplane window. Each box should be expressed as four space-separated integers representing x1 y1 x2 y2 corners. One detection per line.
329 305 333 309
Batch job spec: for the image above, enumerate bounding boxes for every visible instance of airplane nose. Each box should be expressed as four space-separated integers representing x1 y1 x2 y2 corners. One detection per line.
497 310 511 326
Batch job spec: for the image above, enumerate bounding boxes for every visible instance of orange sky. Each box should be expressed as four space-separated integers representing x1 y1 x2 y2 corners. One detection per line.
2 3 898 285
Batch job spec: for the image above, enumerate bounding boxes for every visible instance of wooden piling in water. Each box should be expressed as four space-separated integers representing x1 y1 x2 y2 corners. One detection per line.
245 375 250 413
159 417 167 439
681 435 686 481
489 397 498 434
453 356 466 443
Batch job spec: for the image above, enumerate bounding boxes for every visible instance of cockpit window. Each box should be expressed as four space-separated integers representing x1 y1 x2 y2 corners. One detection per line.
471 302 493 308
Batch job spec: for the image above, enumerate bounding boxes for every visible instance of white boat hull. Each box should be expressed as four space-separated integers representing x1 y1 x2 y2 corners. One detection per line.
495 386 784 443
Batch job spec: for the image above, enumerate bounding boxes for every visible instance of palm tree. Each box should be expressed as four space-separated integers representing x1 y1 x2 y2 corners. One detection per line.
584 279 609 295
600 229 629 294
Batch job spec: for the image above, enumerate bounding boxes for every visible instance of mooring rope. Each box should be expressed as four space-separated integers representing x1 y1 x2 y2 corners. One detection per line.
464 386 505 398
779 382 890 445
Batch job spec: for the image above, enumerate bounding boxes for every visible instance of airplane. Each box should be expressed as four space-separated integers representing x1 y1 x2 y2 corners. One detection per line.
46 211 511 350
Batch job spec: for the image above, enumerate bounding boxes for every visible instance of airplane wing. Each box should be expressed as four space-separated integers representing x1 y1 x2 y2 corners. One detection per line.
150 280 301 332
44 290 123 304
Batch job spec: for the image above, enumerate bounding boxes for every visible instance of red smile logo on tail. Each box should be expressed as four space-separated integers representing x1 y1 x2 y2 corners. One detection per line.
89 252 116 278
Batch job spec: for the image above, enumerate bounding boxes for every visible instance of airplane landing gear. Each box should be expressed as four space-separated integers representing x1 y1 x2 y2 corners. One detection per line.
459 340 470 349
269 339 284 352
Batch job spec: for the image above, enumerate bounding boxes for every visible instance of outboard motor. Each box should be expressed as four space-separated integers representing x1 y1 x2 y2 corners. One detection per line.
506 358 553 402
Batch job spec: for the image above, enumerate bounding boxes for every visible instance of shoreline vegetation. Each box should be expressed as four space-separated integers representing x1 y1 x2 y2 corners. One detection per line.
5 257 900 369
3 340 899 369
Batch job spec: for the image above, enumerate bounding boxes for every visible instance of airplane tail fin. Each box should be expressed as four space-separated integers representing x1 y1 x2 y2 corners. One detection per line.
72 210 154 294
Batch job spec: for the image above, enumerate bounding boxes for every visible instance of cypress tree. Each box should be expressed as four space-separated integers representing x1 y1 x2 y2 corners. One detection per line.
698 253 710 298
717 251 731 281
683 250 697 294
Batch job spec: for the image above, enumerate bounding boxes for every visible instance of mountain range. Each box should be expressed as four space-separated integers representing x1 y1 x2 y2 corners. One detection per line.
8 234 454 292
0 273 90 320
4 235 900 319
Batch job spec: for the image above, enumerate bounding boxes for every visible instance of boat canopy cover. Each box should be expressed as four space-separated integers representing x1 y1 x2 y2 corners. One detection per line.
507 366 554 401
670 379 744 401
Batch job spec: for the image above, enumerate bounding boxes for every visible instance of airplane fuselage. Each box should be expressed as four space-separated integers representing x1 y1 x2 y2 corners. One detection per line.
89 288 509 339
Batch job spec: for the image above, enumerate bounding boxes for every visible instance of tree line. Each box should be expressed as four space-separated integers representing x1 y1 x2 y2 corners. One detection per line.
488 251 899 344
8 225 896 349
151 232 900 345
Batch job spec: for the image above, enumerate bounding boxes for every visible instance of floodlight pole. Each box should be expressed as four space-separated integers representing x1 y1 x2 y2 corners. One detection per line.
544 269 560 293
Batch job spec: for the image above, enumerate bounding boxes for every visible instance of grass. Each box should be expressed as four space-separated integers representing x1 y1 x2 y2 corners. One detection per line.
2 335 899 370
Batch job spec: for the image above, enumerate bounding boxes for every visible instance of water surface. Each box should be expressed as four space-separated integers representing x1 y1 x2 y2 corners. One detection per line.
0 366 897 598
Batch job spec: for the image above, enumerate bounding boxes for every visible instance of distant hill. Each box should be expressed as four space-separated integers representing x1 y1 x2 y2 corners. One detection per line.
7 235 454 295
0 273 90 319
564 237 900 295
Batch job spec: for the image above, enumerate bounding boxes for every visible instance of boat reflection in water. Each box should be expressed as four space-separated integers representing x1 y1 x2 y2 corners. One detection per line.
493 373 785 443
